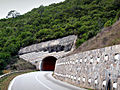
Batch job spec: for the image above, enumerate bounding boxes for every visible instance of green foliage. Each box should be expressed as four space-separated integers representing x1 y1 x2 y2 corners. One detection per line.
0 70 2 75
0 52 11 59
76 38 85 48
113 0 120 9
0 59 7 70
113 11 120 23
104 19 113 27
0 0 120 70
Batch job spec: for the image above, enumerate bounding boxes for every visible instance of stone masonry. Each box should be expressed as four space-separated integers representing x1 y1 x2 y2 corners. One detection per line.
18 35 77 70
54 44 120 90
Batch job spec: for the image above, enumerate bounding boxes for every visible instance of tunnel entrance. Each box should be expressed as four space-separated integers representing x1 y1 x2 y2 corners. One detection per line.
107 79 111 90
41 56 57 71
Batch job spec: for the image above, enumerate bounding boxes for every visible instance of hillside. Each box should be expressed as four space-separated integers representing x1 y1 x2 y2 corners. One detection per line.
0 0 120 73
72 20 120 54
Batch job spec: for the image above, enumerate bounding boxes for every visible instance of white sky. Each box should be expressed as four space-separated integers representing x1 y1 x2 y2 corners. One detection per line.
0 0 65 19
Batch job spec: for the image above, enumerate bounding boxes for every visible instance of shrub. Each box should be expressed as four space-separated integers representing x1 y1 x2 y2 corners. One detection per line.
104 19 113 27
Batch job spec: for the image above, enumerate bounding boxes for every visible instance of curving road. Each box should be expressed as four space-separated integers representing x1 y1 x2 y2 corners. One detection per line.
8 71 86 90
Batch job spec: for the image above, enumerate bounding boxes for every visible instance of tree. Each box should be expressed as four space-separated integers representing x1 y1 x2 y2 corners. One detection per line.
6 10 20 18
0 0 120 72
0 59 7 70
113 0 120 7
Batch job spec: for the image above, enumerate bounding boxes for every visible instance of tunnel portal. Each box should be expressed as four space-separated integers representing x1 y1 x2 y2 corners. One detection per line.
41 56 57 71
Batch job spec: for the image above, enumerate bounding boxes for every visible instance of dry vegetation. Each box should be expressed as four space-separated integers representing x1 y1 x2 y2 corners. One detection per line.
0 71 35 90
9 58 36 70
72 20 120 54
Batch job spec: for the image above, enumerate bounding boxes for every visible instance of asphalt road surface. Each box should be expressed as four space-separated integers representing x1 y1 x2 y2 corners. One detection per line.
8 71 87 90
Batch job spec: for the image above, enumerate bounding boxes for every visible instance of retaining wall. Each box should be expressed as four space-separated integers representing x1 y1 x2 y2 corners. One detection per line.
54 44 120 90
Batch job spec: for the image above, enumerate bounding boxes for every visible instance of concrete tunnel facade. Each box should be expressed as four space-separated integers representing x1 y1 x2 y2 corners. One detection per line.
41 56 57 71
18 35 77 70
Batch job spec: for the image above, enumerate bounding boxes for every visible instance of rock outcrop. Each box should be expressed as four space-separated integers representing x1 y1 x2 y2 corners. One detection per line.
18 35 77 70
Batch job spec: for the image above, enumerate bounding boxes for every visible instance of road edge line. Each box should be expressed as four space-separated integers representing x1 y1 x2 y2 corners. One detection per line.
8 77 17 90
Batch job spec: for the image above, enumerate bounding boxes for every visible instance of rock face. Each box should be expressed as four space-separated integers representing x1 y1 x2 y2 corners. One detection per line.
19 35 77 70
54 44 120 90
19 35 77 55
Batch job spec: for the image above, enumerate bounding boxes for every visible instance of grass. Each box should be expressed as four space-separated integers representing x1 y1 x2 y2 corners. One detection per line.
88 89 94 90
0 70 35 90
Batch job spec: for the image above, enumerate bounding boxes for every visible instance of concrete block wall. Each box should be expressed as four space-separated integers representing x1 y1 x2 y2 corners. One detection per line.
54 44 120 90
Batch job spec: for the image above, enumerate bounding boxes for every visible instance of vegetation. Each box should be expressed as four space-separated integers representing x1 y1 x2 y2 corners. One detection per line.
0 71 35 90
6 10 20 18
0 0 120 73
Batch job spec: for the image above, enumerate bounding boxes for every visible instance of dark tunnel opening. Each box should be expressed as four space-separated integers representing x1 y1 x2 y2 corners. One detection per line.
107 79 111 90
41 56 57 71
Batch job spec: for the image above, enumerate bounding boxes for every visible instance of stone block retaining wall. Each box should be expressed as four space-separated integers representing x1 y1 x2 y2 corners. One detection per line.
54 44 120 90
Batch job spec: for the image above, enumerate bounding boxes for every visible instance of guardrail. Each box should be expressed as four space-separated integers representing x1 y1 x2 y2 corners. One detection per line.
0 71 18 79
0 70 32 79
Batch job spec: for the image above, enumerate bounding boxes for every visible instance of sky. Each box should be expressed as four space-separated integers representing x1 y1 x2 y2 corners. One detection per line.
0 0 65 19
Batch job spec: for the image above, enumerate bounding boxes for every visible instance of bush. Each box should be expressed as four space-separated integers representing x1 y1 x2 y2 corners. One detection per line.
0 70 3 75
76 38 86 48
0 0 120 71
0 59 7 70
104 19 113 27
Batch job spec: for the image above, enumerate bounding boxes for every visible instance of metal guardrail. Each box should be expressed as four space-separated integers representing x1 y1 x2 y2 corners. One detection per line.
0 71 19 79
0 70 33 79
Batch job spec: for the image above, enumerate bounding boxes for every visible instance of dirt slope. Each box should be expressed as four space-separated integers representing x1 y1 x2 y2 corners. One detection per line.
73 20 120 54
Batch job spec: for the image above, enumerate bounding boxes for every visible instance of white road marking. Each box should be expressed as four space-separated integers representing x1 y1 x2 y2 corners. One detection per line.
8 77 17 90
35 73 53 90
8 72 86 90
8 73 31 90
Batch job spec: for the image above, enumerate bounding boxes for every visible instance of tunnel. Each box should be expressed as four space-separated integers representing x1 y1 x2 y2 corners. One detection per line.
41 56 57 71
107 79 111 90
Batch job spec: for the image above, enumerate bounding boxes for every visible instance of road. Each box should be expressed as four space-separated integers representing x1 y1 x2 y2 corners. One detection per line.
8 71 86 90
